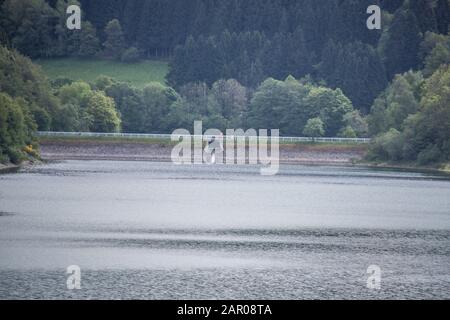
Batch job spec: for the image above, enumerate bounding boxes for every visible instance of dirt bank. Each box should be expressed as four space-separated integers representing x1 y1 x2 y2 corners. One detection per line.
39 139 367 165
0 161 38 174
0 163 20 174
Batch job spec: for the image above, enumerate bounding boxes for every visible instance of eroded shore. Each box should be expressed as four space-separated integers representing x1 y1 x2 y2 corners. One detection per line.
38 138 367 166
0 163 20 174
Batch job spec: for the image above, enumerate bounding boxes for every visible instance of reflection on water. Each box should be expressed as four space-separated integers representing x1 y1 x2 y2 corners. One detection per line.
0 161 449 299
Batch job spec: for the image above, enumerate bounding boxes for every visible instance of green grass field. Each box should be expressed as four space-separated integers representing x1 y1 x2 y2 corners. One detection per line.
38 135 177 146
36 58 169 88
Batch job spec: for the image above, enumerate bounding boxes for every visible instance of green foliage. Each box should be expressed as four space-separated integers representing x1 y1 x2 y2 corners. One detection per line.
0 0 56 58
0 0 133 60
2 0 449 162
368 71 424 135
248 78 294 131
54 80 94 131
175 82 220 129
73 22 101 58
0 93 36 164
436 0 450 34
368 128 404 161
53 103 82 132
420 32 448 61
104 78 247 134
303 118 325 138
29 105 51 131
53 79 125 133
84 91 121 132
262 27 314 81
248 76 355 137
93 76 116 91
103 19 126 60
417 144 442 165
405 65 450 160
306 87 354 137
0 152 9 164
58 81 92 105
140 82 180 133
121 47 140 63
0 94 25 148
210 79 248 128
104 82 144 133
420 32 450 77
2 0 449 118
343 111 368 137
100 77 247 134
50 77 74 90
338 126 357 138
0 46 60 130
382 6 423 79
319 41 387 112
368 65 450 165
409 0 438 33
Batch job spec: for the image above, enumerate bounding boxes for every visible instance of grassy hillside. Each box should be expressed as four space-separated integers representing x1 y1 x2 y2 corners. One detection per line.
36 58 169 88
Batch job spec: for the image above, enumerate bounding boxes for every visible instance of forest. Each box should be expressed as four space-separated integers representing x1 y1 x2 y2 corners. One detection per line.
0 0 449 166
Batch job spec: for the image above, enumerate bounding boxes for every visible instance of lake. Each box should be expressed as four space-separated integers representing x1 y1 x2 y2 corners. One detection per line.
0 160 449 299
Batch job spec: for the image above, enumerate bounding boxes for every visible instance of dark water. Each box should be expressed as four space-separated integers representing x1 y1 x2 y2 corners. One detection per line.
0 161 449 299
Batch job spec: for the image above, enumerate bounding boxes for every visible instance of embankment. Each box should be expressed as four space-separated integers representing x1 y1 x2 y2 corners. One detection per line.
39 137 368 166
0 163 20 174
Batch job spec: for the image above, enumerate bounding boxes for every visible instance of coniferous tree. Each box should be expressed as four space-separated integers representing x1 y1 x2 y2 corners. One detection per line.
1 0 57 58
383 7 422 79
380 0 404 13
76 21 100 57
319 41 387 112
103 19 126 59
409 0 438 33
436 0 450 34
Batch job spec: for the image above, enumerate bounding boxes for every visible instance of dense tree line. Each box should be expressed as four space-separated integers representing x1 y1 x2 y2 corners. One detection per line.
0 46 58 131
2 0 449 113
0 0 134 61
365 23 450 166
166 30 390 112
0 46 47 163
0 93 37 164
247 76 362 137
52 74 361 138
368 65 450 165
78 0 386 56
167 0 449 112
0 41 364 166
0 45 122 163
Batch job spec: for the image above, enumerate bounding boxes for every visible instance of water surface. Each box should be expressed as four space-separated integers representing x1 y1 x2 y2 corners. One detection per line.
0 161 449 299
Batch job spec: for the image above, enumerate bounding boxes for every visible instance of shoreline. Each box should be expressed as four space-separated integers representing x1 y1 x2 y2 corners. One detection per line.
38 138 367 167
0 159 43 174
36 138 450 175
359 161 450 176
4 139 447 176
0 163 20 174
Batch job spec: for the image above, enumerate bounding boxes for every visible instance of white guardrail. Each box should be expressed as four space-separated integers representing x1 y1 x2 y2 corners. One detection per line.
37 131 372 144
